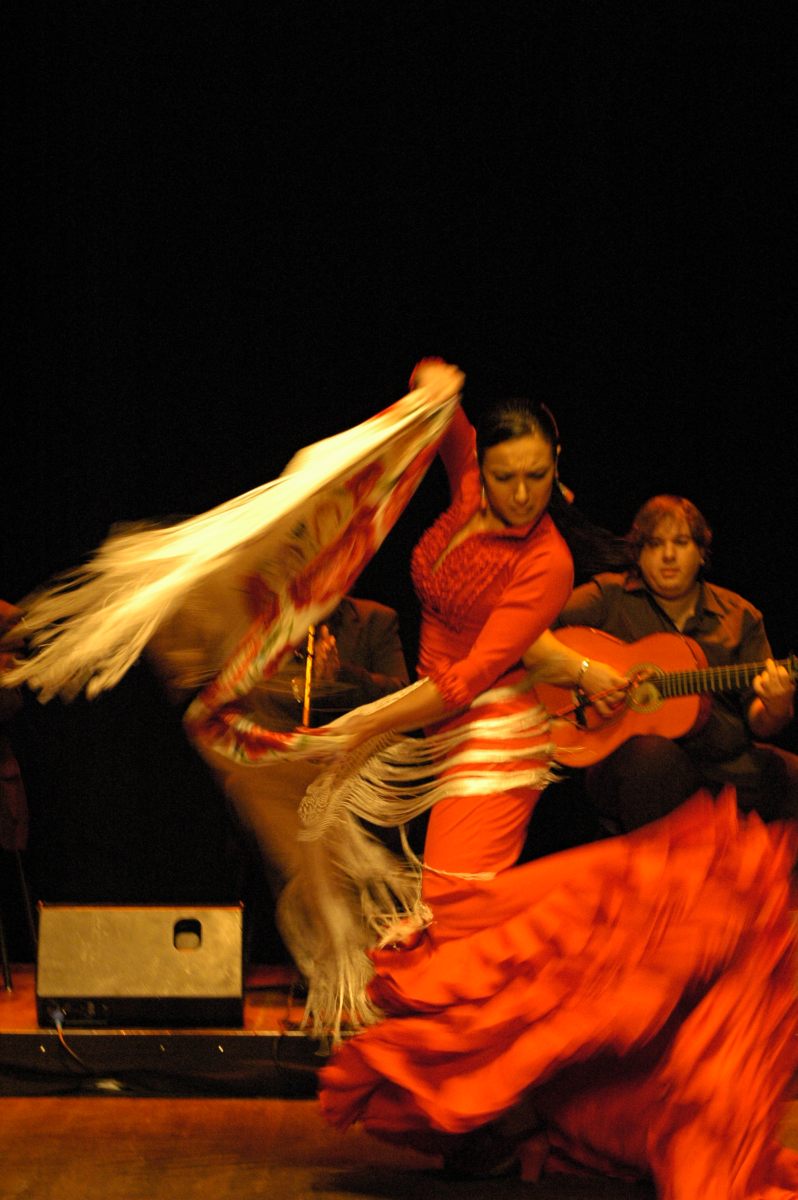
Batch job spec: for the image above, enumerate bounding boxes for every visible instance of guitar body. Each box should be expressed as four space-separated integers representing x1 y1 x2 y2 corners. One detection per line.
535 628 711 768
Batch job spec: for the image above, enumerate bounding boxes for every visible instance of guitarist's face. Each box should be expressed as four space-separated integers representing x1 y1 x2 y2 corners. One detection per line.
638 517 703 601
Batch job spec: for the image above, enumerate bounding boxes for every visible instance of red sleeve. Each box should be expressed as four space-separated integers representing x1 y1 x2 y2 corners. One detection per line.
431 531 574 708
438 406 477 499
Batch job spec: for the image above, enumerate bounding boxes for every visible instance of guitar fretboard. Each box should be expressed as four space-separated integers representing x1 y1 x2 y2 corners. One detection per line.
656 656 796 698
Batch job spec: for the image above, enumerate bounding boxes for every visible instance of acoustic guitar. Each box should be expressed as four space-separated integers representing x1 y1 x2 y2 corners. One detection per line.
534 626 797 768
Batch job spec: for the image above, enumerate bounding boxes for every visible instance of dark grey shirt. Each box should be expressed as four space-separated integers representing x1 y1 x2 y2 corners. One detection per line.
254 596 409 729
555 572 772 776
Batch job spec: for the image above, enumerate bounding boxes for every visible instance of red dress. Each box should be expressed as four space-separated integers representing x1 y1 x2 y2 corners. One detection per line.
319 409 798 1199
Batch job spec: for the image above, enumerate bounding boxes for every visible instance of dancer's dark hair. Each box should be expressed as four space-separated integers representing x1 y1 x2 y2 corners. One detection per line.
476 398 629 581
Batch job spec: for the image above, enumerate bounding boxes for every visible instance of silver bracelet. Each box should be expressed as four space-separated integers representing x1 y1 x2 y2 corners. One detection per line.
575 658 590 688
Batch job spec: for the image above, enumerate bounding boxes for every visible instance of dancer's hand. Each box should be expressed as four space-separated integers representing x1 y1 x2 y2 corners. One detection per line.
300 707 379 755
301 679 448 752
409 358 465 401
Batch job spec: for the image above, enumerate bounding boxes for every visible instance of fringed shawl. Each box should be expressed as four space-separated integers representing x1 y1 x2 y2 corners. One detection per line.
2 378 559 1039
3 383 460 766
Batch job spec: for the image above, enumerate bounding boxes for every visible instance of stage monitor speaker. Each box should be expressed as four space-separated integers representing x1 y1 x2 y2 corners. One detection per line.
36 903 244 1028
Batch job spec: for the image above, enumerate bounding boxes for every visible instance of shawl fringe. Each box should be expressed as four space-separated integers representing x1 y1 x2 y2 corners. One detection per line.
281 683 556 1040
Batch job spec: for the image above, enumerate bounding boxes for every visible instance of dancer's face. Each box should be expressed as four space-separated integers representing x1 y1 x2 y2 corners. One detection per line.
637 516 703 601
480 433 556 528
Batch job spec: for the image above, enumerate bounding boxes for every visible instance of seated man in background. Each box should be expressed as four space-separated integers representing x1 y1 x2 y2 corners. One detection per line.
149 593 409 961
525 495 797 834
209 595 409 897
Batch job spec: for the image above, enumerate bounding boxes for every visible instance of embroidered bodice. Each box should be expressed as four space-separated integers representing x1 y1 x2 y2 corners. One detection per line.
410 407 573 709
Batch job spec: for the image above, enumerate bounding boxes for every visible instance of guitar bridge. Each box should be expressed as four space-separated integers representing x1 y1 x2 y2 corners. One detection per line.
573 690 590 728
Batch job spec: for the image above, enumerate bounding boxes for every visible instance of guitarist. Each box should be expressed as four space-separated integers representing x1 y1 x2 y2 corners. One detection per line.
525 495 797 833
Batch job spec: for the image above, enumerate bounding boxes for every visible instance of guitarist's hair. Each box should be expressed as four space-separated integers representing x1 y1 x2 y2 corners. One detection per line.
626 495 713 572
476 398 630 583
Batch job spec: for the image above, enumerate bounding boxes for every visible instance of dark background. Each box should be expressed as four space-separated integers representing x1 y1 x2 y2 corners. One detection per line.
3 4 796 955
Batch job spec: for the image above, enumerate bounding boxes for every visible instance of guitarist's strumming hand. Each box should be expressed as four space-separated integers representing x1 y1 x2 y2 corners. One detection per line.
750 658 796 739
578 660 629 718
523 629 627 719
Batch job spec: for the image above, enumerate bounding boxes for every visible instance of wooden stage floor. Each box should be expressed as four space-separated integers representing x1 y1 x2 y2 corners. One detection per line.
2 964 798 1199
0 963 319 1098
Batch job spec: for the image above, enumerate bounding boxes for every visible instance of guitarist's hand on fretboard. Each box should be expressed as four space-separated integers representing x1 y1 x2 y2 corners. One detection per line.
750 658 797 739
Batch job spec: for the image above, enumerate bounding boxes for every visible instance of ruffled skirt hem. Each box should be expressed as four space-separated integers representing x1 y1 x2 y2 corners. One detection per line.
319 792 798 1198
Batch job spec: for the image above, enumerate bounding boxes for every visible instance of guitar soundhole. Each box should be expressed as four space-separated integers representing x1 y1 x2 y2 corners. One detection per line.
626 664 664 714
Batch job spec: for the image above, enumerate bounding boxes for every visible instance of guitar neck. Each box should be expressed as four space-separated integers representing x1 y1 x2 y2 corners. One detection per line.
658 655 796 699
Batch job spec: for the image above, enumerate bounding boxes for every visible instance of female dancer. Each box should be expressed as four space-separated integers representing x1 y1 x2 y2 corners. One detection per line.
4 357 796 1195
306 360 798 1198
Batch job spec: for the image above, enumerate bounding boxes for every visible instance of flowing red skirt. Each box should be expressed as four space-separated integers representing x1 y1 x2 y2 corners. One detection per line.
319 790 798 1199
